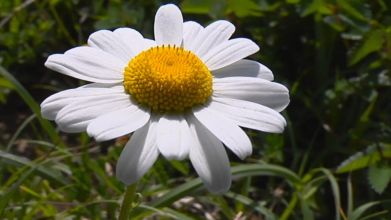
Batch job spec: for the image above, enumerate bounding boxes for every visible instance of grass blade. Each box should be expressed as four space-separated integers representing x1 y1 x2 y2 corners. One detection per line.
132 163 301 219
0 150 68 185
349 201 381 220
316 168 341 220
0 65 63 146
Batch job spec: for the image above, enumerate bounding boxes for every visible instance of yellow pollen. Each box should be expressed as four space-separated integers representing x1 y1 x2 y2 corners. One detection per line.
123 46 213 113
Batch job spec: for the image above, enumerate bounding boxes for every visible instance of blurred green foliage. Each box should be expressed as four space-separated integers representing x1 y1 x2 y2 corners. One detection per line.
0 0 391 219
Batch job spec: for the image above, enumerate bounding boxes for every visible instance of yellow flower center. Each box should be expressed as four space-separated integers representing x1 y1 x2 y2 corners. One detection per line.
123 46 213 113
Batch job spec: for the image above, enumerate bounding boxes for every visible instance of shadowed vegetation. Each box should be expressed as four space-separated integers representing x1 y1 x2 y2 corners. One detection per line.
0 0 390 219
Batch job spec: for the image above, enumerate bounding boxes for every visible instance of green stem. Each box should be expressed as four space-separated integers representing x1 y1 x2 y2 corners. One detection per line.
280 193 298 220
119 183 137 220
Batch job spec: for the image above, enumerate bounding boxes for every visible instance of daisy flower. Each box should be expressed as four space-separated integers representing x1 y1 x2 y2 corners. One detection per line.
41 4 289 193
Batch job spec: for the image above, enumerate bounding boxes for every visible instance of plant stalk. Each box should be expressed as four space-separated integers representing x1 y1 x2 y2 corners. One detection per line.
119 183 137 220
280 193 298 220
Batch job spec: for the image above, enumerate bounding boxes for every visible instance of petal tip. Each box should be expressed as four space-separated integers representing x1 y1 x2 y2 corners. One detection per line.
154 4 183 46
205 179 231 194
44 54 59 68
159 3 180 10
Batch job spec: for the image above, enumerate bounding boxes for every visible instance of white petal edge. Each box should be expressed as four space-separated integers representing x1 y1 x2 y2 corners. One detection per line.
80 82 123 89
182 21 203 49
116 120 159 185
208 97 287 133
41 86 124 120
88 30 134 63
55 94 132 133
202 38 260 71
87 105 150 142
186 20 235 58
213 59 274 81
154 4 183 46
45 46 125 83
213 77 290 112
192 106 252 160
157 115 190 160
188 115 231 193
114 28 157 55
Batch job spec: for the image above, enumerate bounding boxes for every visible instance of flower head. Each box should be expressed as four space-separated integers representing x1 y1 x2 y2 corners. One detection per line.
41 4 289 193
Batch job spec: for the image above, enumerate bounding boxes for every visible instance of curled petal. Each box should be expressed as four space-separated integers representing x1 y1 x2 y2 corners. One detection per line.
193 107 252 160
213 77 289 112
203 38 259 70
188 115 231 193
116 120 159 185
213 59 274 81
45 46 124 83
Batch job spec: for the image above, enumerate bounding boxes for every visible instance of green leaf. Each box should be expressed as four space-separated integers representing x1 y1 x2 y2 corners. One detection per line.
300 197 315 220
360 210 389 220
337 0 369 22
349 201 381 220
161 207 197 220
0 150 68 185
310 168 341 220
337 144 391 173
169 160 189 175
0 168 36 216
132 163 301 219
0 76 14 89
0 66 63 146
286 0 301 4
226 0 263 17
85 158 121 194
349 29 385 66
135 205 197 220
368 164 391 194
225 192 278 220
301 0 333 17
181 0 223 14
6 114 36 151
210 195 236 219
147 178 202 209
347 175 354 217
232 163 302 186
322 168 341 220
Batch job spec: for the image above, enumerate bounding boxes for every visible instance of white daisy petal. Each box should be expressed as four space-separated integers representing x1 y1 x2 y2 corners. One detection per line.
45 46 125 83
41 86 124 120
143 39 158 49
189 115 231 193
192 106 252 160
157 115 190 160
209 97 286 133
80 82 122 89
187 20 235 57
55 94 132 133
113 28 156 55
182 21 203 49
203 38 260 71
179 119 193 158
88 30 134 63
213 77 289 112
154 4 183 46
87 105 150 142
116 120 159 185
213 59 274 81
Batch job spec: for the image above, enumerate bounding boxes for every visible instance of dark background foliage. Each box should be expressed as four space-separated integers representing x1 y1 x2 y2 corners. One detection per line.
0 0 390 219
